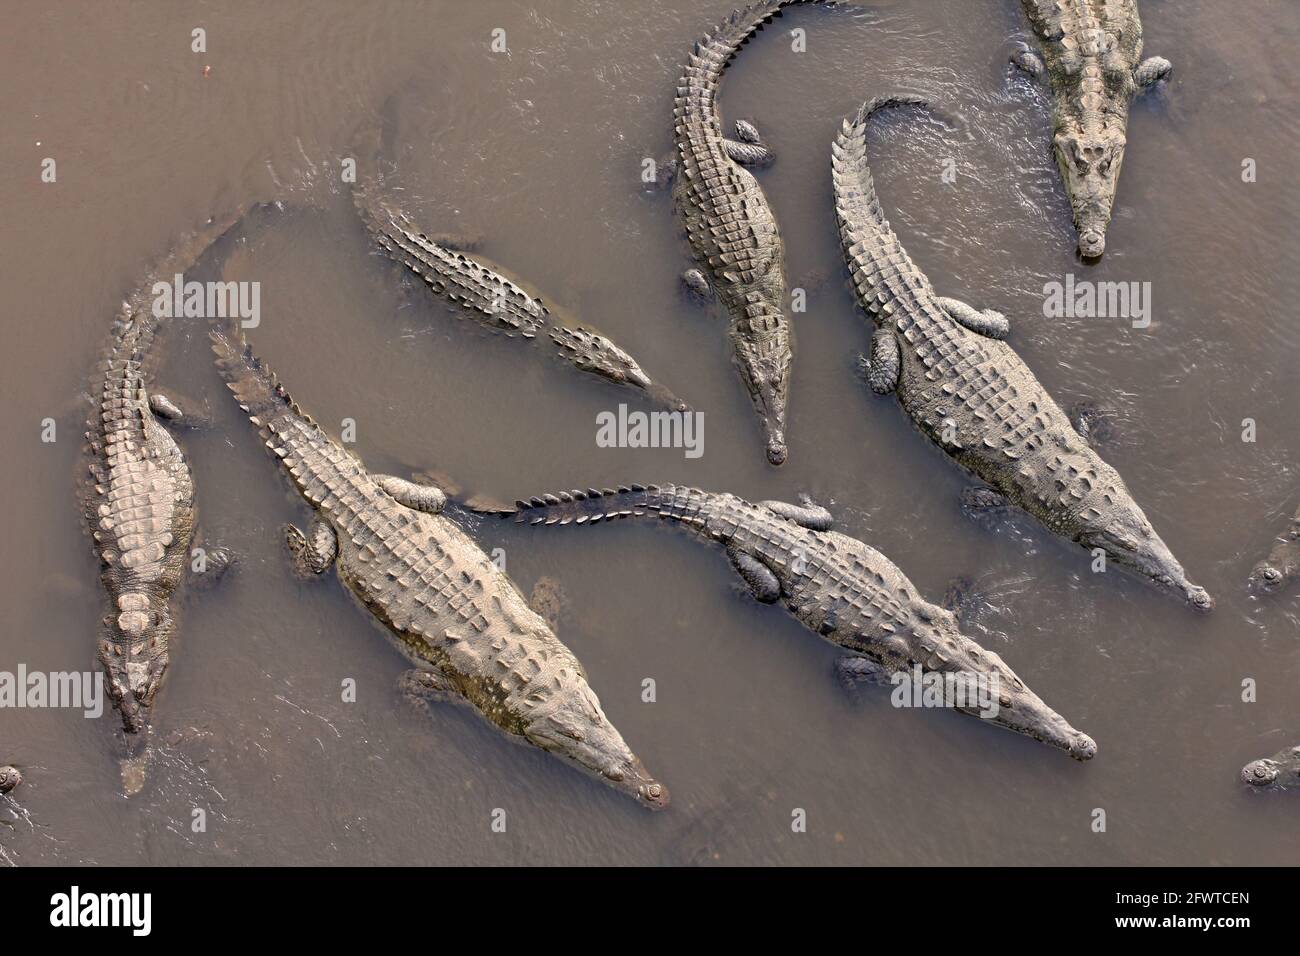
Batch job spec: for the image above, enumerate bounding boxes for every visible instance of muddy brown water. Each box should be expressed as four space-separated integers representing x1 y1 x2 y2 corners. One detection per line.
1 0 1296 865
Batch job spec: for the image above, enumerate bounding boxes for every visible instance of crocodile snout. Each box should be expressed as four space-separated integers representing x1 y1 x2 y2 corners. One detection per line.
1186 585 1215 613
1078 228 1105 258
1069 732 1098 761
1241 759 1279 787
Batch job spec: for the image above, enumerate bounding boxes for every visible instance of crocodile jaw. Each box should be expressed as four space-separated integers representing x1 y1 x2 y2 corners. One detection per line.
734 340 790 466
524 691 669 810
1079 513 1214 612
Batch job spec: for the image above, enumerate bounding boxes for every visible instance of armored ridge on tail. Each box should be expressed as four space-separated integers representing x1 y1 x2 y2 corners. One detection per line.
670 0 833 465
209 326 668 810
1012 0 1172 257
352 142 689 412
80 209 247 789
499 483 1096 759
833 98 1211 612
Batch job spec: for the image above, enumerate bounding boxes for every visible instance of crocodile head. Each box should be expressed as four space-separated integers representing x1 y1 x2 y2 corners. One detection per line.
734 316 791 466
1241 745 1300 790
916 606 1096 760
99 595 173 742
524 684 669 810
1053 125 1125 258
1077 508 1214 612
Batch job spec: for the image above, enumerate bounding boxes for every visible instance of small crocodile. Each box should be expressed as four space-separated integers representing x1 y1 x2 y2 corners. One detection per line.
210 328 668 810
354 136 688 413
1248 502 1300 595
496 484 1097 759
668 0 836 464
79 209 246 786
1011 0 1172 257
833 97 1212 612
1241 744 1300 791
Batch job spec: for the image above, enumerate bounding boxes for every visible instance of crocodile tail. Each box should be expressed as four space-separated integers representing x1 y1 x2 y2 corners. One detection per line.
500 484 712 527
209 326 319 435
832 96 932 231
675 1 827 115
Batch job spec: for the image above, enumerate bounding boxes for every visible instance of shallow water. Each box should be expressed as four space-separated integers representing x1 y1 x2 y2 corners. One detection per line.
1 0 1296 865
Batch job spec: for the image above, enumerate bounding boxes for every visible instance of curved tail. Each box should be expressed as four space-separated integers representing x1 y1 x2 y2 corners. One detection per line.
831 95 932 235
500 483 713 528
676 1 832 116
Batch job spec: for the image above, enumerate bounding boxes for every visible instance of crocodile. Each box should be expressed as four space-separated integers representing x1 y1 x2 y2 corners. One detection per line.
667 0 837 465
1241 743 1300 791
495 484 1097 759
833 97 1212 612
1248 502 1300 595
209 327 668 810
353 136 689 413
1010 0 1172 257
0 766 19 795
79 209 246 787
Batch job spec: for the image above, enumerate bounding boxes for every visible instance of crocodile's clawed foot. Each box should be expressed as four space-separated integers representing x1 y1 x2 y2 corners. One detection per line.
150 392 212 428
647 152 677 191
728 549 781 603
760 497 833 531
189 545 235 588
941 575 977 619
1068 401 1117 449
681 268 711 299
835 655 893 692
285 518 337 576
1134 56 1172 90
1008 41 1045 81
960 486 1015 527
399 668 468 715
935 296 1010 340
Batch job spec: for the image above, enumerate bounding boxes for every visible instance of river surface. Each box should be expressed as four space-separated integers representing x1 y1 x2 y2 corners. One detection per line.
1 0 1296 865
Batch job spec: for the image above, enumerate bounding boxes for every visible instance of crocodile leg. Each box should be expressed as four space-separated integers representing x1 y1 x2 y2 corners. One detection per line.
1009 42 1045 81
935 296 1010 340
835 655 894 689
148 391 213 428
960 486 1014 515
1134 56 1173 90
859 330 900 395
398 668 469 711
728 548 780 603
188 540 235 589
285 517 337 576
681 268 711 298
759 498 833 531
375 475 446 515
723 139 773 167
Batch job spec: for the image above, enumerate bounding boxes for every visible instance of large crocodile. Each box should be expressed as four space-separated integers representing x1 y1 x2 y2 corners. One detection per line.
495 484 1097 759
668 0 835 465
209 327 668 810
1248 502 1300 595
833 97 1212 612
79 210 245 788
1011 0 1172 257
353 133 688 413
1241 743 1300 791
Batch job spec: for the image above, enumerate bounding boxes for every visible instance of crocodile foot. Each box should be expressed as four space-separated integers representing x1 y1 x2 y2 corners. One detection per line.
285 518 337 576
681 268 711 299
189 545 235 588
150 391 213 428
1069 401 1117 448
835 655 893 691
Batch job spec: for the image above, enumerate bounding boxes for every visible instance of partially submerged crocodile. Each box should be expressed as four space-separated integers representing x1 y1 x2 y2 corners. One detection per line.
497 484 1097 759
833 97 1212 612
1241 743 1300 791
1011 0 1172 257
210 327 668 810
1248 503 1300 595
79 210 245 788
668 0 834 464
354 137 688 413
0 766 20 795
